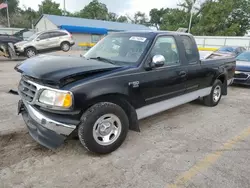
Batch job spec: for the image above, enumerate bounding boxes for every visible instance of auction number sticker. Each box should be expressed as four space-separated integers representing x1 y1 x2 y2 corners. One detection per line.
129 36 147 42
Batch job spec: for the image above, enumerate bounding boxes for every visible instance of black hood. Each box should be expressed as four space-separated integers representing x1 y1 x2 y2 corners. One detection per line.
15 55 121 85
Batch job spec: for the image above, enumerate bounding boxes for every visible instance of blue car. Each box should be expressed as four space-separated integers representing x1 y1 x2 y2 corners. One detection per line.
217 46 246 57
233 51 250 85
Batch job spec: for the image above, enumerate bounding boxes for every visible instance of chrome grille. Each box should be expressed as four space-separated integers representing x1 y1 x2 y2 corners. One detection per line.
18 78 37 103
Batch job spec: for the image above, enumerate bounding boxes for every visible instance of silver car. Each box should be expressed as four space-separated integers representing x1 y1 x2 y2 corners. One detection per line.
14 29 75 58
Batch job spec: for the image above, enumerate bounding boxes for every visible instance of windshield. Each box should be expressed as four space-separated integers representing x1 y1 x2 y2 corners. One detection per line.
84 34 151 65
27 33 39 41
236 52 250 62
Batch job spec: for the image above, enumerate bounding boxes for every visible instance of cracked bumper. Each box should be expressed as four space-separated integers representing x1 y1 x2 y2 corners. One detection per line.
19 100 77 149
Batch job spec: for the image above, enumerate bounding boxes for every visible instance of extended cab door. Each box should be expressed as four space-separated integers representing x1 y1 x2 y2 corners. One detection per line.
180 35 208 92
140 35 187 105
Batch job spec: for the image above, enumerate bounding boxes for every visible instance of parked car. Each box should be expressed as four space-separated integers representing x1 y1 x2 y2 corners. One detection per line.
233 51 250 85
0 34 23 59
15 31 236 154
14 29 75 58
216 46 246 57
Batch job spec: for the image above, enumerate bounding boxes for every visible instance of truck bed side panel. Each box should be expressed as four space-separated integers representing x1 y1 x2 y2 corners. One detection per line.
200 58 236 87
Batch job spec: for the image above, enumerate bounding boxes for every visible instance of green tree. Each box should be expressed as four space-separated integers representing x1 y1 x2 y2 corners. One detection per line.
160 8 189 31
79 0 109 20
178 0 197 13
133 11 149 25
149 8 166 30
108 12 117 21
38 0 62 15
192 0 250 36
117 15 128 23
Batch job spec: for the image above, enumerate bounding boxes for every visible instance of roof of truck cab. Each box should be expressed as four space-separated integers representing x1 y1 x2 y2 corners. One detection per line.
111 30 192 36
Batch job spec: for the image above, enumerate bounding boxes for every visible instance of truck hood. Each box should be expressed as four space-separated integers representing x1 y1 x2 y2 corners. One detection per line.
15 55 121 85
236 60 250 72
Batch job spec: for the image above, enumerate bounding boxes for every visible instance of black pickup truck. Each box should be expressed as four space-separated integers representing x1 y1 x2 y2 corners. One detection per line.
15 31 236 154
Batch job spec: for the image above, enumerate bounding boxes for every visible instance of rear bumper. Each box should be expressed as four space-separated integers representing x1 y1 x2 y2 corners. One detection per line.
19 100 77 149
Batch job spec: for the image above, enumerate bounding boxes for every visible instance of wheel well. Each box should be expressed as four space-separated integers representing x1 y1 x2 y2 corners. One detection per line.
217 74 227 95
60 41 70 45
85 94 140 132
24 46 36 51
217 74 225 84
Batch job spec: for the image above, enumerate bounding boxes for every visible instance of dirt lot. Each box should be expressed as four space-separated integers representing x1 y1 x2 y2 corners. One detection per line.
1 55 250 188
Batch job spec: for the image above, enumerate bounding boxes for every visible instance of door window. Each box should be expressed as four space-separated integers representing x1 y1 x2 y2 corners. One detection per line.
50 31 67 38
38 33 50 40
181 35 198 64
150 36 180 66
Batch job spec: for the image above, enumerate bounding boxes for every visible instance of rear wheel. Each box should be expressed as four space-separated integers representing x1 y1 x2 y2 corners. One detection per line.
203 79 223 107
78 102 129 154
60 42 70 52
25 47 37 58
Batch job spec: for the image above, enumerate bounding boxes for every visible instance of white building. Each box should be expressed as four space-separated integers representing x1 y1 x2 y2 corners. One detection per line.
35 14 151 49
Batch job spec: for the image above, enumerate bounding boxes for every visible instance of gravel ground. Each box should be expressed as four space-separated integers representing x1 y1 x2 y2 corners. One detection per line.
1 55 250 188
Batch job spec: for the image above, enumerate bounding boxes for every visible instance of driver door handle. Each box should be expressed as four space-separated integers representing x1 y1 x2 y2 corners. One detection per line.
179 71 187 77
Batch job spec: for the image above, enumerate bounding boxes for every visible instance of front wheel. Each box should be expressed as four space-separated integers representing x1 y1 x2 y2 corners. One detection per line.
78 102 129 154
203 79 223 107
25 47 37 58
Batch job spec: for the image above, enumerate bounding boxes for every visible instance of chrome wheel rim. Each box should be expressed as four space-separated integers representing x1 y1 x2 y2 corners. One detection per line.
27 50 35 57
62 44 69 51
93 114 122 146
213 85 221 102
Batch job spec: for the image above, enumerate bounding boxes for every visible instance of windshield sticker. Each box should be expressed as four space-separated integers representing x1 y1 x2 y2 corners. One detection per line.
129 36 147 42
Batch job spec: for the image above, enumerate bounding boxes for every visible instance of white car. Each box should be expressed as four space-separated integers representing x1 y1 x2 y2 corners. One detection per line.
14 29 75 58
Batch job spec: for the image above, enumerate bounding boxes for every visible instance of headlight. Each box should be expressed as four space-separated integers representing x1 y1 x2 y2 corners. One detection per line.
39 89 73 108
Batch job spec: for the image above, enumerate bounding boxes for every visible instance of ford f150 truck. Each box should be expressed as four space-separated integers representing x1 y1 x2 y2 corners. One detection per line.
15 31 236 154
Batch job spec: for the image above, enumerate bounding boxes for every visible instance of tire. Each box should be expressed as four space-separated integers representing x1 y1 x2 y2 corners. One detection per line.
203 79 223 107
60 42 70 52
25 47 37 58
78 102 129 154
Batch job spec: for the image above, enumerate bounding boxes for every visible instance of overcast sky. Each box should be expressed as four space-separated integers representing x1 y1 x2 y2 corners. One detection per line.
19 0 179 16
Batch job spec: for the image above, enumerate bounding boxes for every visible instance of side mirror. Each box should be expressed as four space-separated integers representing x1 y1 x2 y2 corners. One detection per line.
36 38 40 41
151 55 165 68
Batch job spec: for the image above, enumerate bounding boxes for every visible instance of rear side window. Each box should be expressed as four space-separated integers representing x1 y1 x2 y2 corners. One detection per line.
38 33 50 40
49 31 68 38
181 35 198 64
57 32 68 37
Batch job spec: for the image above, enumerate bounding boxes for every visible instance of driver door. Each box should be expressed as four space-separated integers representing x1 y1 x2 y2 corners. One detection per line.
139 35 187 105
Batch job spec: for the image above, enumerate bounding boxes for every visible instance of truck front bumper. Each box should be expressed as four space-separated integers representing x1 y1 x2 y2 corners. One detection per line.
19 100 77 149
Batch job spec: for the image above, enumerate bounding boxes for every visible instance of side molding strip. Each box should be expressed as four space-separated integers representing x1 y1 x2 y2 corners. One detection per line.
136 87 212 120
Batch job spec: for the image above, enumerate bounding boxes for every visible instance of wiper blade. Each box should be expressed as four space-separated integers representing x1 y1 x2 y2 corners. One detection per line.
89 57 115 65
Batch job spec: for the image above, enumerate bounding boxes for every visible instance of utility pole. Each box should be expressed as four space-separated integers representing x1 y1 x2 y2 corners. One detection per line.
63 0 66 16
6 0 10 27
188 2 196 33
188 10 193 33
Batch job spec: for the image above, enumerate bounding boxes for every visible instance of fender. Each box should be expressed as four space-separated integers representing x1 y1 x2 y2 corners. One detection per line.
215 71 228 95
73 82 141 132
83 92 140 132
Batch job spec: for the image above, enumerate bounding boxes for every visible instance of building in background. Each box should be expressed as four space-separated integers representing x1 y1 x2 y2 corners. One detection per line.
35 14 151 49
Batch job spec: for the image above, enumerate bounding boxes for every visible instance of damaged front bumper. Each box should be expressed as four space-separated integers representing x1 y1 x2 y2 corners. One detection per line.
18 100 77 149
